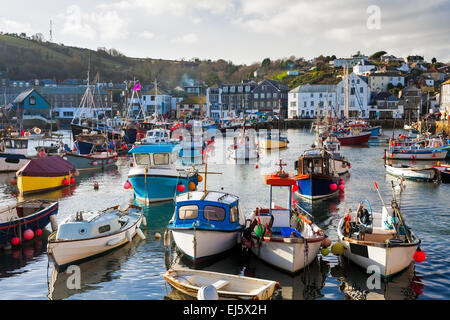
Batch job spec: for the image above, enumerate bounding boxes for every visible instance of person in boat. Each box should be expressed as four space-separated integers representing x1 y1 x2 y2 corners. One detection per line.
38 148 47 158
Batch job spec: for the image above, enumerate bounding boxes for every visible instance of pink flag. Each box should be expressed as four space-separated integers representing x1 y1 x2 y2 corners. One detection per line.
133 82 141 91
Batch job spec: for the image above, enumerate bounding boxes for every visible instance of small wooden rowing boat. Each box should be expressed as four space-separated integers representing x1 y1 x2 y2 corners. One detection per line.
47 204 146 267
163 268 279 300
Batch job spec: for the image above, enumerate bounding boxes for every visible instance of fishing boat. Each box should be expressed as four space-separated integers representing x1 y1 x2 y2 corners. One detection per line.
139 128 172 144
167 190 244 265
0 135 31 172
332 127 372 145
63 150 118 172
433 163 450 183
294 148 342 201
322 135 351 175
242 160 327 274
47 204 145 268
228 131 259 160
337 181 423 277
126 144 199 203
385 164 440 182
385 136 450 160
260 131 289 150
16 155 77 195
163 268 278 300
0 199 58 247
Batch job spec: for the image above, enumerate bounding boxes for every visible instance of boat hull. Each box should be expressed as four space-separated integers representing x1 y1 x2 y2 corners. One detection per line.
170 229 241 263
63 153 117 171
260 138 288 150
17 174 75 195
295 175 339 201
250 237 322 274
0 201 58 245
386 149 448 160
364 126 381 137
336 132 371 145
0 153 30 172
47 215 143 267
385 165 437 181
128 170 193 203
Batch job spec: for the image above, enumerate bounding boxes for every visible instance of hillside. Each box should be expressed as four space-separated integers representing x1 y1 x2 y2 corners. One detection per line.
0 33 341 90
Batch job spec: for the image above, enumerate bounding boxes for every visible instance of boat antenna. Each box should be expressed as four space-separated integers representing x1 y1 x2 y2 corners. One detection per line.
390 180 412 243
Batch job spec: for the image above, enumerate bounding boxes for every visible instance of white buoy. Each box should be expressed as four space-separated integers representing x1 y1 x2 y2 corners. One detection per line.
163 230 171 247
142 216 147 227
197 285 218 300
126 230 133 242
50 215 58 232
136 228 146 240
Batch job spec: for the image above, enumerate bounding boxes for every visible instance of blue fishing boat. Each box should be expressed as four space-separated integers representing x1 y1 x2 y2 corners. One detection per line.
167 190 244 265
126 144 200 203
0 199 58 247
364 125 382 137
294 148 342 201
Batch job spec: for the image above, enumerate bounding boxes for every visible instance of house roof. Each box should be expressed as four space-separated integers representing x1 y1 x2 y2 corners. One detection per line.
290 84 337 93
12 89 35 103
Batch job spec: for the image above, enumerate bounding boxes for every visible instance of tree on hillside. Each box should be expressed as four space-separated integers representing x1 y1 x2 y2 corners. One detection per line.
431 57 437 64
370 51 387 60
261 58 271 69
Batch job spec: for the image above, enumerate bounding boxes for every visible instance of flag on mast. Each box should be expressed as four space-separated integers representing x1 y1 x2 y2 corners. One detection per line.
133 82 141 91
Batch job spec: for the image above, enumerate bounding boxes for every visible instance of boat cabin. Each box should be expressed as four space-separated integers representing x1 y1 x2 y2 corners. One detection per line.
171 191 243 231
294 149 333 176
141 128 171 144
129 144 179 168
0 137 29 155
55 208 128 240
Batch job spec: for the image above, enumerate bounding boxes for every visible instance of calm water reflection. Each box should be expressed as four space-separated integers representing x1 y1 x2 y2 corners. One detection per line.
0 129 448 300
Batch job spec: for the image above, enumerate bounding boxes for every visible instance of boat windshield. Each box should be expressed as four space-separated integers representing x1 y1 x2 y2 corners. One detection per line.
179 205 198 220
153 153 169 165
134 154 151 166
203 206 226 221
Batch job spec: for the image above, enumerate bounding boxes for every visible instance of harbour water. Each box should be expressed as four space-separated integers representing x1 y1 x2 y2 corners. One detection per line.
0 129 449 300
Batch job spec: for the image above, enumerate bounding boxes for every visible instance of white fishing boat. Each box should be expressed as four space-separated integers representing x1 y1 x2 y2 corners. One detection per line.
139 128 172 145
47 204 146 267
0 135 31 172
242 161 326 274
167 190 245 265
163 268 279 300
228 131 259 160
386 136 450 160
385 164 440 182
337 181 422 277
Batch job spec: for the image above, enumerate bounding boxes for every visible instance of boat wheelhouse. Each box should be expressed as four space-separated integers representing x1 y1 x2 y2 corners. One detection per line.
243 161 326 274
294 148 341 201
167 190 244 265
126 144 199 203
0 136 30 172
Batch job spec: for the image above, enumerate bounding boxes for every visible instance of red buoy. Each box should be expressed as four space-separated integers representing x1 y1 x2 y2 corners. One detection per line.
10 178 17 185
23 229 34 241
11 237 20 246
35 229 43 236
414 249 426 263
123 181 131 189
62 178 69 186
329 183 337 191
292 184 299 192
70 177 75 184
177 184 185 192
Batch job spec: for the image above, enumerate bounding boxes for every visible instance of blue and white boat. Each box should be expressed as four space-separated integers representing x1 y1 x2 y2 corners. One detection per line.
167 190 244 265
386 136 450 160
294 148 342 201
126 144 199 204
364 125 382 138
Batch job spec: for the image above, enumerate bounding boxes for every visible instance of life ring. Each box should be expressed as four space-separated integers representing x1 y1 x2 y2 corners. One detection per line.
34 127 41 135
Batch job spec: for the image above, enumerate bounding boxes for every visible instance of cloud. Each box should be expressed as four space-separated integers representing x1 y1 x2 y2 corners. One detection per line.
59 5 127 42
171 33 199 44
139 31 155 39
0 18 34 35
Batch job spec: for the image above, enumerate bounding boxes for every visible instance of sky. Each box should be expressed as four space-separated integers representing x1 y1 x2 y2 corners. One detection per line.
0 0 449 65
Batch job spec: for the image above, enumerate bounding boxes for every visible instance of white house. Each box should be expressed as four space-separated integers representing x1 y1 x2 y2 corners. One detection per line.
288 84 337 119
353 62 375 75
128 92 172 118
336 73 371 119
368 72 405 92
440 80 450 119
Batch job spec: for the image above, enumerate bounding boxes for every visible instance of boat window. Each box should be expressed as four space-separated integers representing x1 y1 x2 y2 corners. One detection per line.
147 132 154 137
313 159 322 174
153 153 169 165
204 206 226 221
179 205 198 220
230 205 238 223
98 225 111 233
134 153 151 165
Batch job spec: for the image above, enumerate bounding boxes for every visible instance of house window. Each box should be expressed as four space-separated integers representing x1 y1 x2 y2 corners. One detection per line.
29 96 36 105
273 93 278 98
254 93 258 99
304 101 307 108
230 87 235 93
360 87 364 93
274 101 278 107
267 93 271 99
311 101 314 106
260 93 265 99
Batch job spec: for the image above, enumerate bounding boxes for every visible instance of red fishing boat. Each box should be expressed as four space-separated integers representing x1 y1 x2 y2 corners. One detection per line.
336 131 371 145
